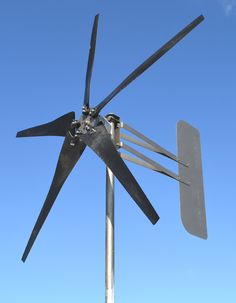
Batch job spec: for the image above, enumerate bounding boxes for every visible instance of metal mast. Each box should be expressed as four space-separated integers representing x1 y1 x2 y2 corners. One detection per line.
105 114 120 303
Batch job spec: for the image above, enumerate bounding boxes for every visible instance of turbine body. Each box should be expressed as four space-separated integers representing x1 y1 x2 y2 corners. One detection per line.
17 15 207 302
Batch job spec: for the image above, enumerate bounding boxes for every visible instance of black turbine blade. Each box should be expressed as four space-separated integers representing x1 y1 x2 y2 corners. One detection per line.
22 133 86 262
16 112 75 138
83 14 99 110
94 15 204 115
79 123 159 224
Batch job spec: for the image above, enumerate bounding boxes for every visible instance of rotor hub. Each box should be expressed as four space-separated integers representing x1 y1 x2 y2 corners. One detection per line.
70 114 102 142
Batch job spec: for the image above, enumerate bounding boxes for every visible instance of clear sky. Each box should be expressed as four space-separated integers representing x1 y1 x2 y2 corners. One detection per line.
0 0 236 302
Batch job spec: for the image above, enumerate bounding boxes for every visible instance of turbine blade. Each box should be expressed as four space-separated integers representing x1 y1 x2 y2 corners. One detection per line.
16 112 75 138
83 14 99 110
79 123 159 224
21 133 86 262
94 15 204 115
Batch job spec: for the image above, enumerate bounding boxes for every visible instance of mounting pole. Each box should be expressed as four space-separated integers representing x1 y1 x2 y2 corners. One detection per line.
105 114 120 303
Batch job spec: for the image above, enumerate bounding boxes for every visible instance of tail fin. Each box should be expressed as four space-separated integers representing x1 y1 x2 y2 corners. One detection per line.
177 120 207 239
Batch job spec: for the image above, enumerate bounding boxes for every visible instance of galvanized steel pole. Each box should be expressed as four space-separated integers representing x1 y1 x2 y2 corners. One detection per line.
105 118 115 303
105 114 120 303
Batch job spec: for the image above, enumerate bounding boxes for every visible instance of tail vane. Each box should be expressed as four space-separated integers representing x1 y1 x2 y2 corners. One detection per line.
177 121 207 239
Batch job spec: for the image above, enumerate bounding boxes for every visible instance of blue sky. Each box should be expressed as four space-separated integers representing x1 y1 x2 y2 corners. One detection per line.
0 0 236 302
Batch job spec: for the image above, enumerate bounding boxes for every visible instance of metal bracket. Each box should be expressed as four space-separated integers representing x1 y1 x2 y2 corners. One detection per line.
116 120 188 184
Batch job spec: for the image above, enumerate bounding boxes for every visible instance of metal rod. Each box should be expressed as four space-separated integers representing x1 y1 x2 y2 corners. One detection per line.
120 152 163 171
120 132 157 153
105 120 115 303
121 122 179 162
121 122 188 166
121 142 183 183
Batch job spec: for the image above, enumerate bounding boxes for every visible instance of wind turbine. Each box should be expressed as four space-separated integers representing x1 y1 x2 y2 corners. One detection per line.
17 14 207 303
